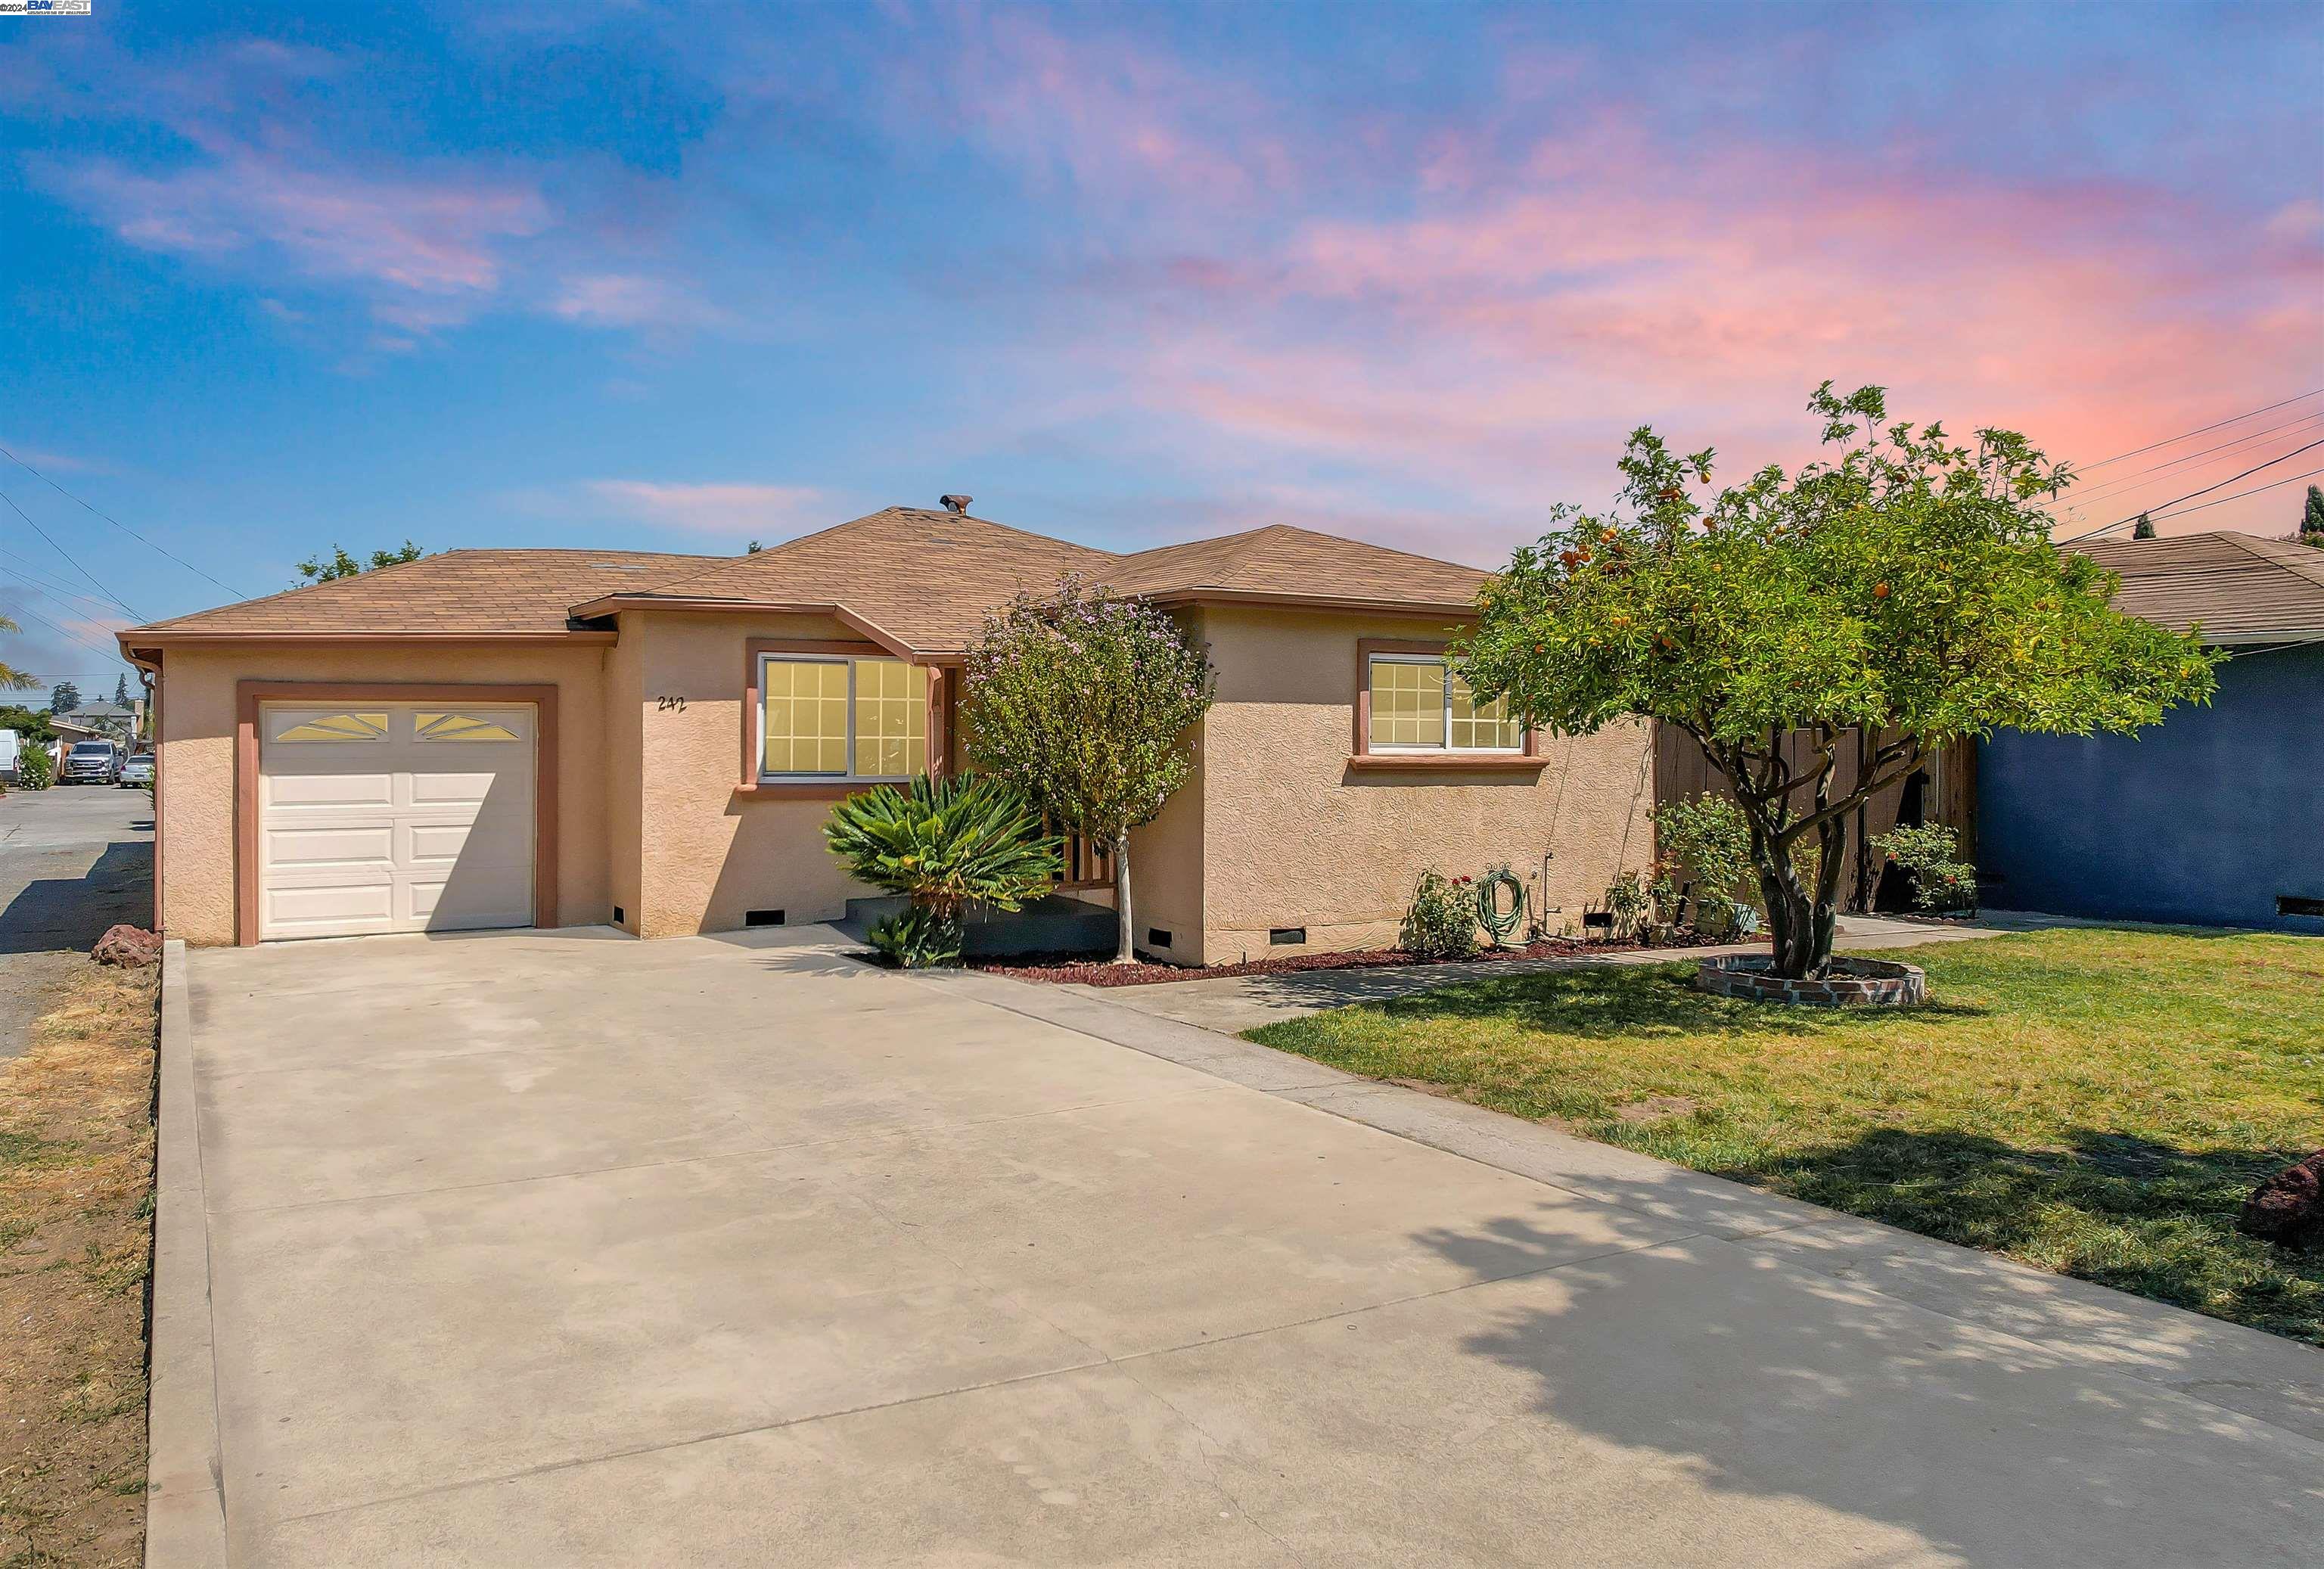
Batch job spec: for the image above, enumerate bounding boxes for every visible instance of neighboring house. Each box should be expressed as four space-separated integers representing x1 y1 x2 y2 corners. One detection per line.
1978 531 2324 934
64 701 140 742
117 505 1655 953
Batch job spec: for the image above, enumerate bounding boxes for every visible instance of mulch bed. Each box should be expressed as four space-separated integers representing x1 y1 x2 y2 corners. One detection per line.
970 931 1736 987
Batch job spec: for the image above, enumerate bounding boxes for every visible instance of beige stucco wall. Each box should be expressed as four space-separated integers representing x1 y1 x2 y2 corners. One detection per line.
152 642 614 945
1192 606 1656 965
625 611 881 937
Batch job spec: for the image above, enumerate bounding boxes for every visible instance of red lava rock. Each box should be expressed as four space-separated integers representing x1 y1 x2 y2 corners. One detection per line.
92 924 162 969
2239 1151 2324 1251
971 931 1745 988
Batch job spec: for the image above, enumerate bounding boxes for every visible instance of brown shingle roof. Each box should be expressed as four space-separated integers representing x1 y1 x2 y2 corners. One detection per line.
123 511 1492 654
1107 524 1490 608
592 508 1117 651
127 548 728 638
2075 531 2324 644
573 511 1487 653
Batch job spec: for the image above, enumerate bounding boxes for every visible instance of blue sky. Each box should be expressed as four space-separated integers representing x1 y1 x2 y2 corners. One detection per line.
2 1 2318 703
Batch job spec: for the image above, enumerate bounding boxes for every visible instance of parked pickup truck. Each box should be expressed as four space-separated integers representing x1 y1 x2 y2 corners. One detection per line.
60 739 123 785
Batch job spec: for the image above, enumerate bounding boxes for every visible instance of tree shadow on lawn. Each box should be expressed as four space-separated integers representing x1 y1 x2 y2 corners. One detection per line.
1390 1186 2321 1567
1354 962 1990 1040
1718 1125 2322 1344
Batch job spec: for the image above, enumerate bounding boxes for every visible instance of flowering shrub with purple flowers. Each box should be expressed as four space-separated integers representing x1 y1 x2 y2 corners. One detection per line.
965 574 1216 962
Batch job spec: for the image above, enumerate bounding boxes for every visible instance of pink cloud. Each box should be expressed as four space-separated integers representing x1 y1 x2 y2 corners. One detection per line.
50 144 548 306
549 273 725 331
586 480 826 537
1074 113 2322 543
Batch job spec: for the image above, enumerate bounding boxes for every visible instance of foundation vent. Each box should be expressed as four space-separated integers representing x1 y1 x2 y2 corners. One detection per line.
1145 927 1173 949
1269 927 1306 946
747 909 787 927
2279 895 2324 918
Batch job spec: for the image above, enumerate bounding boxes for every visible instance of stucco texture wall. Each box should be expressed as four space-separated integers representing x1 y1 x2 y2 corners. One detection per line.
152 642 613 945
626 611 882 937
1978 642 2324 933
1192 607 1657 965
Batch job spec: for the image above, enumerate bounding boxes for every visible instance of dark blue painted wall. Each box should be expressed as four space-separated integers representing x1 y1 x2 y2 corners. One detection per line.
1977 642 2323 932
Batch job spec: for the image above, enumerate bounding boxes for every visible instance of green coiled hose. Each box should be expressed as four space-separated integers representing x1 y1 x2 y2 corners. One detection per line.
1476 865 1526 948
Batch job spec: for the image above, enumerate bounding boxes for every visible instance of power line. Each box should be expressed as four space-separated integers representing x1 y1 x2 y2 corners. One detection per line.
2148 466 2324 525
2060 437 2324 543
0 488 141 620
2058 411 2324 514
0 548 139 619
0 442 250 600
0 596 131 668
2075 389 2324 474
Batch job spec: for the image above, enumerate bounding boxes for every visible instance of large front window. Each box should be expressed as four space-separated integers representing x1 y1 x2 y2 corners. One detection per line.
1366 654 1521 753
758 654 927 780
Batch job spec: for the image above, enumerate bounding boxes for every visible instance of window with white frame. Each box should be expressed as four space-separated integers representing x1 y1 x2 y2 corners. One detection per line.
1366 654 1522 753
758 654 928 780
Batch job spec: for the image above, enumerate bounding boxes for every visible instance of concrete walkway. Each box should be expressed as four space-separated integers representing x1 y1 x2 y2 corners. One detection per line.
154 924 2322 1566
1081 913 2017 1034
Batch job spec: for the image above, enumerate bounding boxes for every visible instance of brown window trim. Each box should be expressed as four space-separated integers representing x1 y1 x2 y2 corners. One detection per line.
235 681 559 949
1350 638 1545 770
738 639 951 794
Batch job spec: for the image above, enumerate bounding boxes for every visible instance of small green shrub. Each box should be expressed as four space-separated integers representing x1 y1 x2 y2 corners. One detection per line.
824 774 1062 968
17 748 51 790
1652 791 1753 934
1601 870 1652 941
1400 870 1480 960
1872 822 1978 912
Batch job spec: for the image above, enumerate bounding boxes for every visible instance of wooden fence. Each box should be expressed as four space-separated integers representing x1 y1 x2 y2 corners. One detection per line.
1652 725 1975 913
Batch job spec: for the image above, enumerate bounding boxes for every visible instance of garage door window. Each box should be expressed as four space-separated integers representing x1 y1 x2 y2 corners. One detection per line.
758 654 927 781
416 711 523 742
273 712 389 743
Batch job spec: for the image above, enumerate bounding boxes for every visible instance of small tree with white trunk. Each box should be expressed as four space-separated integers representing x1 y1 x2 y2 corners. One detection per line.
964 576 1215 964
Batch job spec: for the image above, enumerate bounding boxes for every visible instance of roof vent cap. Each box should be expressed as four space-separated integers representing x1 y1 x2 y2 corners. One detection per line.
939 494 972 514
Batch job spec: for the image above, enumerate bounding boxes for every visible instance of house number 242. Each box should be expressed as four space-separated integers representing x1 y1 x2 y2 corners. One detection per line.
656 695 687 712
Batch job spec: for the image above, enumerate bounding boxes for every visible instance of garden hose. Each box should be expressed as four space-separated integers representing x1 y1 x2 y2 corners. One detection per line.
1476 865 1527 948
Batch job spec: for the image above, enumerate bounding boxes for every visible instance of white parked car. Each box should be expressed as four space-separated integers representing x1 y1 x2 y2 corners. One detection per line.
119 753 155 788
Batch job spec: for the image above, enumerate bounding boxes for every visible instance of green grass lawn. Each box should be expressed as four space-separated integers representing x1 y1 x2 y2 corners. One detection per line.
1248 928 2324 1343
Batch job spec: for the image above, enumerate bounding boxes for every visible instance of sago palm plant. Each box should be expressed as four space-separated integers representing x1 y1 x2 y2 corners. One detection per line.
823 774 1062 967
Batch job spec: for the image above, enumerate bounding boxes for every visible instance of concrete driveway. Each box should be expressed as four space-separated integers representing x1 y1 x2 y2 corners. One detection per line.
160 926 2322 1566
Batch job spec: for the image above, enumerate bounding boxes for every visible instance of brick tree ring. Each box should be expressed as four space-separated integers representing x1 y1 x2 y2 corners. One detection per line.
1695 953 1928 1008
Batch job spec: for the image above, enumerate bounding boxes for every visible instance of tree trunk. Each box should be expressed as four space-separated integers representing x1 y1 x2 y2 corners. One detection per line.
1760 814 1853 980
1112 834 1136 965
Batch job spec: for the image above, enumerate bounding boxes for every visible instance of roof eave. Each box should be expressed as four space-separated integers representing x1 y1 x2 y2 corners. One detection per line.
569 595 924 658
1138 586 1482 618
117 628 620 648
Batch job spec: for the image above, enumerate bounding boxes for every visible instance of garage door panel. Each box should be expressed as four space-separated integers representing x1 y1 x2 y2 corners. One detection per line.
266 825 395 869
265 883 396 934
260 701 535 942
268 772 397 809
408 770 520 806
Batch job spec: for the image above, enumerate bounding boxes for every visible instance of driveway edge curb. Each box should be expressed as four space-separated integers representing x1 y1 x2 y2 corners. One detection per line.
144 939 228 1568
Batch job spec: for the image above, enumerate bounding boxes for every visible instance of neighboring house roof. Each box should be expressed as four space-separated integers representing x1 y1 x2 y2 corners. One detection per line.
67 702 135 719
124 549 727 640
118 510 1492 657
2076 531 2324 645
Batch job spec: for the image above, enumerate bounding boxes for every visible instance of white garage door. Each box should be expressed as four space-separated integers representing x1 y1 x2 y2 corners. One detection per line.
259 704 536 940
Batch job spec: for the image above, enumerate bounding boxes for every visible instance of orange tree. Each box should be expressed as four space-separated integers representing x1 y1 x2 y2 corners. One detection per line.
1457 384 2220 979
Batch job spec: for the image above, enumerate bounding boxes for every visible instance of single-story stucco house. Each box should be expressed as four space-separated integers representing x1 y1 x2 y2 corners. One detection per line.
118 503 1655 958
1978 530 2324 934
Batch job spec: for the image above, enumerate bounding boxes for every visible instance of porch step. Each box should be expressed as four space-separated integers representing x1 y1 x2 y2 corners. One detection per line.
835 893 1117 957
